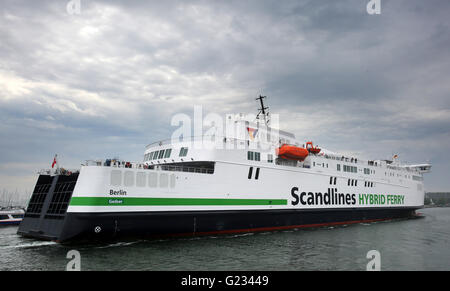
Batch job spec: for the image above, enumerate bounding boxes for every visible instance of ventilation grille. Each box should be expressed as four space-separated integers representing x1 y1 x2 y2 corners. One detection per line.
45 173 79 219
25 176 54 218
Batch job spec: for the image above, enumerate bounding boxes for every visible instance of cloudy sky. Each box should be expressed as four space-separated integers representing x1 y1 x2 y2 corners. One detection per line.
0 0 449 194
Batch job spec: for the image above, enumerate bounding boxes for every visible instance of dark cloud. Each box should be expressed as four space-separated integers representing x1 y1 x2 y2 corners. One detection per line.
0 0 449 192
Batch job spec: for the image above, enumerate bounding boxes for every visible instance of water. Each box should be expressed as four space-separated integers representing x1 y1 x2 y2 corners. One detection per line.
1 207 449 271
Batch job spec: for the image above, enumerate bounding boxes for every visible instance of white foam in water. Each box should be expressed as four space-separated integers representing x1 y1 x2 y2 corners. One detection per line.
0 241 57 250
227 232 255 238
95 240 143 249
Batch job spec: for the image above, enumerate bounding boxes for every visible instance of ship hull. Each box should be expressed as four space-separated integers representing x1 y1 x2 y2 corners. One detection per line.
20 207 418 243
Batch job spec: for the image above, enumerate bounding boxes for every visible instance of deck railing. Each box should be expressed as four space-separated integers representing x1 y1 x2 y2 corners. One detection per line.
159 165 214 174
37 160 215 175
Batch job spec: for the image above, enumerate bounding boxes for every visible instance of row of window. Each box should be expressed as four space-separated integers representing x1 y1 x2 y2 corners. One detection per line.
145 149 171 161
247 151 274 163
248 151 261 161
315 160 408 179
110 170 176 188
342 165 357 173
312 161 382 177
328 176 375 188
314 162 329 168
247 151 261 161
364 168 376 175
144 147 189 162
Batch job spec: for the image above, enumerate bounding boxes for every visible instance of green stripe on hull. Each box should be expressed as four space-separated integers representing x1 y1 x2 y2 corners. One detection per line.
70 197 288 206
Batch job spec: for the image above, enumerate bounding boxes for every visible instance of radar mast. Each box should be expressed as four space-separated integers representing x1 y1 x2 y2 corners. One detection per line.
256 95 270 125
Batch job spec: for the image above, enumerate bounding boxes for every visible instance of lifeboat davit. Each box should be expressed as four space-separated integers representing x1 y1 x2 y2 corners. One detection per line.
276 144 309 161
306 141 321 154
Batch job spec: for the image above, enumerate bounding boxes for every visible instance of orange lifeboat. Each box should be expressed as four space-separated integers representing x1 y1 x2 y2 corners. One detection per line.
306 141 321 154
276 144 309 161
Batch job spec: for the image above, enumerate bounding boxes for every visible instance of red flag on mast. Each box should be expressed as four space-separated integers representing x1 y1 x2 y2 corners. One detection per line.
52 155 57 168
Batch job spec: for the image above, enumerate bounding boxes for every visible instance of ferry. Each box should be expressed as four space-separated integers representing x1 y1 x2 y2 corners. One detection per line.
18 96 431 242
0 207 25 226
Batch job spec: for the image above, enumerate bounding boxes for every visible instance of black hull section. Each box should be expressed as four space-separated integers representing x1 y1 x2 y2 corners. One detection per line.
17 173 79 241
21 207 419 243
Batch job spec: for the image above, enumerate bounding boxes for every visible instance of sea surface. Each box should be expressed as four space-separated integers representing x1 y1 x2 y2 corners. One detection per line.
0 207 449 271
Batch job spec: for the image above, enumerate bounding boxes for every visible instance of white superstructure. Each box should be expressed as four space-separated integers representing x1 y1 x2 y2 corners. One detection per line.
67 115 430 213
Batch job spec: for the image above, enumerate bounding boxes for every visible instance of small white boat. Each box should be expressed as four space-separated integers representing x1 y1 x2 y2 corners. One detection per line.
0 208 25 226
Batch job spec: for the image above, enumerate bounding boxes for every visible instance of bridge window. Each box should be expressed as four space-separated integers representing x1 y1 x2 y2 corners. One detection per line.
344 165 357 173
164 149 172 158
179 147 188 157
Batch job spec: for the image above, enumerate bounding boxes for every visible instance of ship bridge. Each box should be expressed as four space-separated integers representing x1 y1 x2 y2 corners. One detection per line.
399 164 432 173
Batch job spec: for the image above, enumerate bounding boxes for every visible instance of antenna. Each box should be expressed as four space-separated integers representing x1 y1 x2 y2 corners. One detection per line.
256 95 270 124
